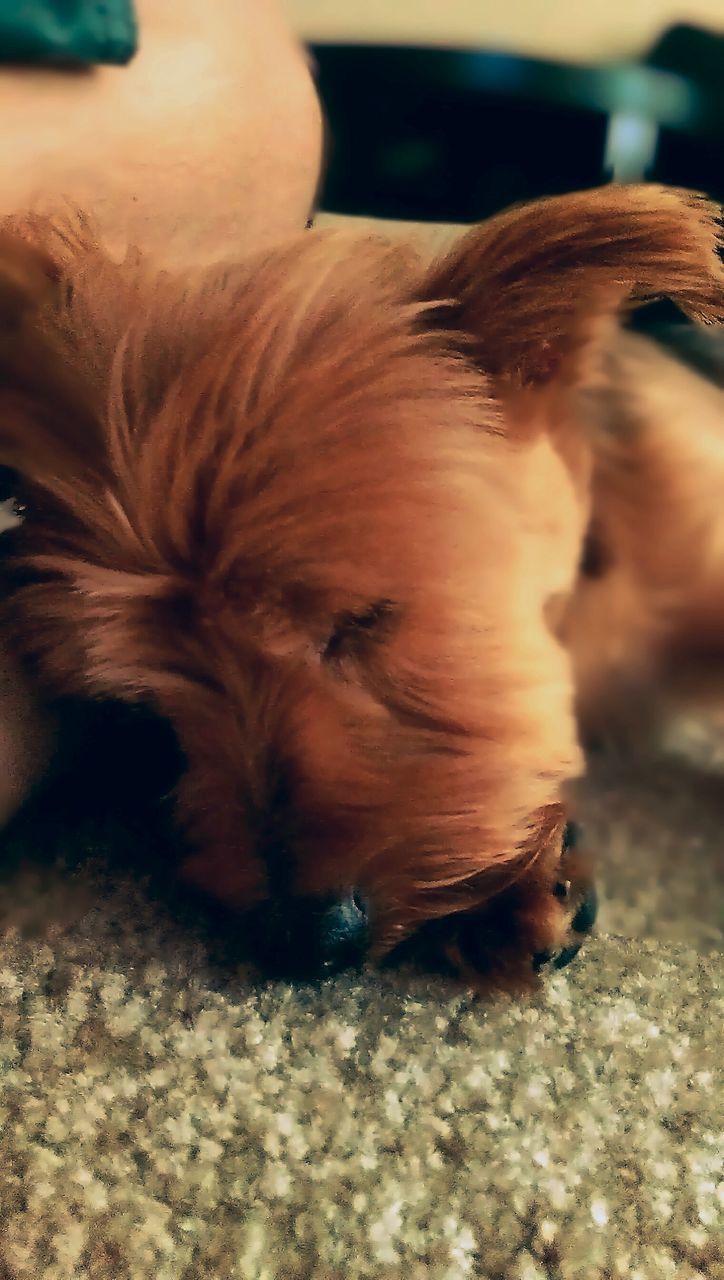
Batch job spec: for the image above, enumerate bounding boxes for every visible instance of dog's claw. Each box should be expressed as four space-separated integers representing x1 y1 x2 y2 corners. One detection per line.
552 942 583 970
571 885 599 935
532 941 582 972
562 820 582 854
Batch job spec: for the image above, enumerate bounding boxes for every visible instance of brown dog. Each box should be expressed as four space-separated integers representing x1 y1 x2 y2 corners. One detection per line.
0 186 722 985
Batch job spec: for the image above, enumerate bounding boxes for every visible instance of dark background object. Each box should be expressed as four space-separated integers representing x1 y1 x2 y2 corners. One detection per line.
311 31 724 225
643 24 724 207
0 0 137 66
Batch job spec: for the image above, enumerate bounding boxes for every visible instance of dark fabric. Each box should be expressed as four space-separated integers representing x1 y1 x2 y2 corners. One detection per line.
0 1 137 65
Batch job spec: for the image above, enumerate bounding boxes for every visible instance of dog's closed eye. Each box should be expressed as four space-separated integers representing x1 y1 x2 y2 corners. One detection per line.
322 599 395 662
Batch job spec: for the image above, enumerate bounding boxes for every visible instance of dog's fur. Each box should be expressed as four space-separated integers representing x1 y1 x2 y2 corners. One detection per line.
0 187 722 983
561 326 724 745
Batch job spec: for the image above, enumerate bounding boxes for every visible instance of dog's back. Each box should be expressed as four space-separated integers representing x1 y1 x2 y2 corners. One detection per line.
562 325 724 744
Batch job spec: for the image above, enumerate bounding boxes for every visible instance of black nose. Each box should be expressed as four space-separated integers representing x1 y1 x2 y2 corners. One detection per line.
248 892 370 979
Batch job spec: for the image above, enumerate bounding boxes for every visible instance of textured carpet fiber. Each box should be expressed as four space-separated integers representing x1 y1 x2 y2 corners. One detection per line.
0 754 722 1279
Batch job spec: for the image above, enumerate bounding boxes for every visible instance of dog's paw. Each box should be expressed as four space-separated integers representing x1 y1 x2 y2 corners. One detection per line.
454 819 598 990
393 820 598 992
530 820 599 975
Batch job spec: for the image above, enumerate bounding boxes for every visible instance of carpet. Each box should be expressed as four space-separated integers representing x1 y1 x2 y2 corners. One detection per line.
0 747 721 1280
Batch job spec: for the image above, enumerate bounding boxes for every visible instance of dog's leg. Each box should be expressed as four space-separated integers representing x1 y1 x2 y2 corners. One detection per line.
391 819 598 991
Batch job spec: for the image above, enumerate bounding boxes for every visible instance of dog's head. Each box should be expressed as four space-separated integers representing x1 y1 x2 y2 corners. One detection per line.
1 188 721 979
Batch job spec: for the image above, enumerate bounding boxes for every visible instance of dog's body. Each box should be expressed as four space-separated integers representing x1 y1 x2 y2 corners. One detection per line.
0 187 722 984
562 326 724 745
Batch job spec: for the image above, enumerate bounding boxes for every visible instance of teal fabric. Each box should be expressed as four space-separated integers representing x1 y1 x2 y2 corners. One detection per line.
0 1 137 65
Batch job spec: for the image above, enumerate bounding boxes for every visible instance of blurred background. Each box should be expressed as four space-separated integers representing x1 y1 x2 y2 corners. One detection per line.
281 0 724 225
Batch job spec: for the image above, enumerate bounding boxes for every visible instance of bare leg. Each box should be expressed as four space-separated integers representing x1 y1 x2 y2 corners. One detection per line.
0 0 322 266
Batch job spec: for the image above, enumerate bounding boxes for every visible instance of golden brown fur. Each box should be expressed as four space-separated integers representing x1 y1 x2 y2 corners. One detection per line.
0 187 722 984
562 327 724 745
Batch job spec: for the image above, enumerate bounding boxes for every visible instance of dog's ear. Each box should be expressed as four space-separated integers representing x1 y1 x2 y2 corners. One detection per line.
421 185 724 388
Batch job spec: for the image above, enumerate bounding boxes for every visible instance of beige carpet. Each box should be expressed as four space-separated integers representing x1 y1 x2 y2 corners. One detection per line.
0 747 721 1280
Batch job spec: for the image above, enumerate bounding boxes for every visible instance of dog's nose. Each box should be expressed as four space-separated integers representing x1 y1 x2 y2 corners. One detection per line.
248 892 370 979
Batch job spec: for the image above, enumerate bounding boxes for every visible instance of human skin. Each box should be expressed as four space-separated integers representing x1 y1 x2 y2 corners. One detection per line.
0 0 323 824
0 0 323 265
